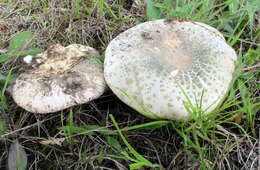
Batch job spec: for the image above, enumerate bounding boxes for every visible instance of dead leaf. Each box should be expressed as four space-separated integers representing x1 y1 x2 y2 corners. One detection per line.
39 137 66 146
7 140 27 170
0 49 8 54
0 24 8 31
229 112 243 124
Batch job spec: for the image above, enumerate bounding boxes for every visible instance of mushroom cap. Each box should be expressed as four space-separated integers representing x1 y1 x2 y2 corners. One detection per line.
10 44 106 113
104 19 237 120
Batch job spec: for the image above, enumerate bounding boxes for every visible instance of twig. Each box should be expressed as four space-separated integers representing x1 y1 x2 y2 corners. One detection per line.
257 131 260 169
0 115 58 138
243 63 260 71
215 125 239 141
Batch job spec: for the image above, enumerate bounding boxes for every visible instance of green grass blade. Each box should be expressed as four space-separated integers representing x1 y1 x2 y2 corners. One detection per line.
109 114 160 168
146 0 162 20
121 120 170 132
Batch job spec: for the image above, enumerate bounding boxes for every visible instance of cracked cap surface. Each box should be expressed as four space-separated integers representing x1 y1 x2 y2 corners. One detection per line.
10 44 106 113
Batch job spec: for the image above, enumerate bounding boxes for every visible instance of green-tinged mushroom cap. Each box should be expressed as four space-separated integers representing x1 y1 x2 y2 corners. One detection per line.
104 19 237 120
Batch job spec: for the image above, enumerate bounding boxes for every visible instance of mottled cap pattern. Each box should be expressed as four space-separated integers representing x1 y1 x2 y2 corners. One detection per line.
104 19 237 120
9 44 106 113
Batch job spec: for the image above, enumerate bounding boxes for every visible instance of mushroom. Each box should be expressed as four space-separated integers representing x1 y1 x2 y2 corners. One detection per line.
104 19 237 120
9 44 106 113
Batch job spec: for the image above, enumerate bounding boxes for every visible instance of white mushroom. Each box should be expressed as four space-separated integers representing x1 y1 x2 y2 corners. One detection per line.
104 19 237 120
9 44 106 113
